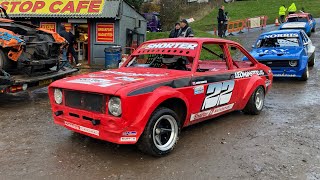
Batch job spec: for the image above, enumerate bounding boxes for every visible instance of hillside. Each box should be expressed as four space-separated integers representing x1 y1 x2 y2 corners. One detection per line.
192 0 320 31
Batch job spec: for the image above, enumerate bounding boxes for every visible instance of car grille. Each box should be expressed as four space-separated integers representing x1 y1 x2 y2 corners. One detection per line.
259 60 297 67
64 90 106 113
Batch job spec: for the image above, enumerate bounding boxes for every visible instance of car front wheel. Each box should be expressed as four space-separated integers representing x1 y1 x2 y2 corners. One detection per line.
138 108 180 156
243 86 265 115
300 66 309 81
308 52 315 67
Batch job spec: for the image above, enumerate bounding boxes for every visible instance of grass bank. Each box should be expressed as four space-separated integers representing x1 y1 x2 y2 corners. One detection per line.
192 0 320 31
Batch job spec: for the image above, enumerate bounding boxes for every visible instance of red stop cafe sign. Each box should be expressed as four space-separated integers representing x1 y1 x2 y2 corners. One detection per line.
96 23 114 43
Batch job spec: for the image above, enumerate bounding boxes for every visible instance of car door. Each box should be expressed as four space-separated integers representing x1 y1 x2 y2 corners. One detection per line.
301 31 315 58
188 42 239 123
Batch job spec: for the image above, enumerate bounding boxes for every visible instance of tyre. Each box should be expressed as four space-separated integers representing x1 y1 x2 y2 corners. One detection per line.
311 26 316 32
137 107 180 156
0 49 14 71
307 31 311 37
300 66 309 81
308 52 315 67
243 86 265 115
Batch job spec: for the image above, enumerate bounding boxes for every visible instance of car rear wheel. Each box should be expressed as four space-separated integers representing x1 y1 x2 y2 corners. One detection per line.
308 52 315 67
307 32 311 37
137 107 180 156
300 66 309 81
243 86 265 115
311 26 316 32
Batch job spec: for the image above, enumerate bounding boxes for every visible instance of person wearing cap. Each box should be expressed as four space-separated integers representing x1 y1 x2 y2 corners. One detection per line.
178 19 194 38
169 22 181 38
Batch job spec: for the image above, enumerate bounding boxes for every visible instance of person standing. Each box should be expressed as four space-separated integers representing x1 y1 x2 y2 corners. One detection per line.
169 23 181 38
223 12 230 37
59 25 81 67
178 19 194 37
217 5 226 38
288 3 297 14
279 5 287 23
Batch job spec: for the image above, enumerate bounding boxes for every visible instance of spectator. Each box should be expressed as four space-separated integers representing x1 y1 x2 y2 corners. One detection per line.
169 23 181 38
178 19 194 37
217 5 226 38
59 25 81 67
288 3 297 14
279 5 287 23
223 12 230 37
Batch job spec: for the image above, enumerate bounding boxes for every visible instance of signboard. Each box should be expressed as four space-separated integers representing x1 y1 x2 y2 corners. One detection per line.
0 0 104 15
96 23 114 43
40 22 56 32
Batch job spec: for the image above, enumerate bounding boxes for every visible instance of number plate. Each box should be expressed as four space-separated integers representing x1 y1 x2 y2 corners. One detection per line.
39 79 53 86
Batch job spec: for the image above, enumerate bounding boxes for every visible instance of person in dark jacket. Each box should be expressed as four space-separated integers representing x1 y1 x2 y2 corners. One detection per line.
223 12 230 37
217 5 226 38
169 23 181 38
178 19 194 37
59 25 81 66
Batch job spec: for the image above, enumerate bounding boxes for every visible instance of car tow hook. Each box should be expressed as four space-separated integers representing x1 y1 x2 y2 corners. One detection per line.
92 120 101 126
54 111 63 116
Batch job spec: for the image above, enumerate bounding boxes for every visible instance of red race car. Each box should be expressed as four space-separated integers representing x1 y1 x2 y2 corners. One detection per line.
49 38 273 156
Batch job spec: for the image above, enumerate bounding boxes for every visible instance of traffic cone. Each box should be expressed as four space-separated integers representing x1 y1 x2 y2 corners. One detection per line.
275 18 279 26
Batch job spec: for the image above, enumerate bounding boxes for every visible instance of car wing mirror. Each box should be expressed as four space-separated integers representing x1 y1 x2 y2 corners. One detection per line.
251 45 255 48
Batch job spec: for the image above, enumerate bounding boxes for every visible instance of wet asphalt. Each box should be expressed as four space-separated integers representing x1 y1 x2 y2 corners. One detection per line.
1 20 320 179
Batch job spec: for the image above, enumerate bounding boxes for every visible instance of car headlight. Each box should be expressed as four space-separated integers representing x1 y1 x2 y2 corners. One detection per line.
289 60 298 67
54 88 63 104
108 97 122 117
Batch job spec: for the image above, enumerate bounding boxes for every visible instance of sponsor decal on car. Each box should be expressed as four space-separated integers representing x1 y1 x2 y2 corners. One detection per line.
120 137 137 142
122 131 137 136
192 80 208 85
64 121 99 136
191 103 235 121
102 71 166 77
263 33 299 38
114 77 145 82
141 42 198 50
258 49 290 55
67 78 120 87
194 85 204 95
235 70 265 79
273 74 297 77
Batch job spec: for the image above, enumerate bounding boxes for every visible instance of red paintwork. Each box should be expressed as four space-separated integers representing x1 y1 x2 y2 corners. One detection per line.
286 13 311 21
49 38 273 144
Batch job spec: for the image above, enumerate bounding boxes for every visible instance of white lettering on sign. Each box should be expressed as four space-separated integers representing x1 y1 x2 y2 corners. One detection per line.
143 43 198 50
235 70 265 79
67 78 120 87
120 137 137 142
190 103 234 121
264 33 299 39
65 121 99 136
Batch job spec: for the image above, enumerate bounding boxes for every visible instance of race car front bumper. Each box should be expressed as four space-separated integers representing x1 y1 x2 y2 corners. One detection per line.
52 106 140 145
271 66 306 78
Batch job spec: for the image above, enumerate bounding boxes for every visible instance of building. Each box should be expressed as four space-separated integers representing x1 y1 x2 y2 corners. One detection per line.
1 0 147 65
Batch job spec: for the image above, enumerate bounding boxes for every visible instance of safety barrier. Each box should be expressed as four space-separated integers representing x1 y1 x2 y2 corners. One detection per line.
246 15 268 31
220 15 268 36
227 19 247 36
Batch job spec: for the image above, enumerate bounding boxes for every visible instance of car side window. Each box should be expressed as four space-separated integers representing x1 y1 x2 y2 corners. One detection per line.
197 43 229 72
228 45 254 69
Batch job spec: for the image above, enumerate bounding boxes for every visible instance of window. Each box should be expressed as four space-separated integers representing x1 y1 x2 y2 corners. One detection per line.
256 36 300 47
228 45 254 68
197 43 228 72
287 17 308 22
126 54 193 71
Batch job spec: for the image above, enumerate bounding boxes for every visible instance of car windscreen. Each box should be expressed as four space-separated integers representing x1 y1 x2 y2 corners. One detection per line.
287 17 308 22
126 54 193 71
256 37 300 47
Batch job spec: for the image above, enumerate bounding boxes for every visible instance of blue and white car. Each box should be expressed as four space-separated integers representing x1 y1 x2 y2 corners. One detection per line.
279 13 316 37
248 30 315 81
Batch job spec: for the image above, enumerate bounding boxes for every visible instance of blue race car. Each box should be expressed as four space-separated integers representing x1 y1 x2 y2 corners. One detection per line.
279 13 316 37
248 30 315 81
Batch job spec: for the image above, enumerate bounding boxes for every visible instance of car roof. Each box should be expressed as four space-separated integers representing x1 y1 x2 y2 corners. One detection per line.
288 13 310 18
146 37 241 45
260 30 302 36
